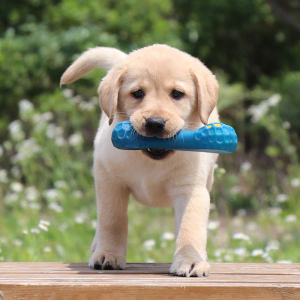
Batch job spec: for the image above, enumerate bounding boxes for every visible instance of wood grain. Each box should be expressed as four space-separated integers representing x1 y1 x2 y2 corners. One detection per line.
0 263 299 299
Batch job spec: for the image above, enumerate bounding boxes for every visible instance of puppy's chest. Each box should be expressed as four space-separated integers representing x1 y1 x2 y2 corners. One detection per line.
113 164 172 207
125 171 173 208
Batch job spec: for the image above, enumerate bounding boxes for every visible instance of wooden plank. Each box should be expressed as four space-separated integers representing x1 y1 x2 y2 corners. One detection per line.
0 263 299 300
0 263 299 274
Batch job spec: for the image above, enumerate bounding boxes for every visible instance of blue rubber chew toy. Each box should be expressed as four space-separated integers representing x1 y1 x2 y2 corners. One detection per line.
112 121 238 154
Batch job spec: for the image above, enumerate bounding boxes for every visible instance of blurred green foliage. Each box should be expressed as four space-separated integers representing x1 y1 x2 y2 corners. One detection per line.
174 0 300 86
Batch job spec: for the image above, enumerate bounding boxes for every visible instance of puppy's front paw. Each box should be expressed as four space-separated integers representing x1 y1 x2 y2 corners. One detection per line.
170 258 210 277
89 251 126 270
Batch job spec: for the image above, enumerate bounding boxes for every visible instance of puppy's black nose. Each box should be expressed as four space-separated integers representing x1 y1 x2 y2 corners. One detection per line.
145 117 165 134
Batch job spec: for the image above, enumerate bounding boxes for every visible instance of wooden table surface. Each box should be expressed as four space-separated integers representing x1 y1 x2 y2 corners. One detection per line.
0 263 300 299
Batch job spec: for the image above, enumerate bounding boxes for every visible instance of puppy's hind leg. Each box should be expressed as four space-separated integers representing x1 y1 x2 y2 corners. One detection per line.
89 168 130 270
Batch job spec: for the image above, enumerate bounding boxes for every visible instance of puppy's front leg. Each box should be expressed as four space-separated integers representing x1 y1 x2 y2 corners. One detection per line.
89 169 129 270
170 185 210 277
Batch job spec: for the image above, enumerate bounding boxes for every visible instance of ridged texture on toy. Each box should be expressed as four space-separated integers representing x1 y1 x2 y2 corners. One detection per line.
111 121 238 154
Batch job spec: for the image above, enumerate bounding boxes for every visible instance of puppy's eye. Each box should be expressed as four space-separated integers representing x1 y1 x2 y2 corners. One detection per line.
132 90 144 99
171 90 184 100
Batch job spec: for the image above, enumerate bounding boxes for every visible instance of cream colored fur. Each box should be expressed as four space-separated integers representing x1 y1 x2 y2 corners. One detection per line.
61 44 219 277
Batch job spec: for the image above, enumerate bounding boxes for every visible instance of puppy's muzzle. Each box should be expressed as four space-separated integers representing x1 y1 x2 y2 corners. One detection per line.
145 117 165 135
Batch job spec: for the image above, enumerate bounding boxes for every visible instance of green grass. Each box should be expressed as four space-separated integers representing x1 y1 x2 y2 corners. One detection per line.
0 89 299 265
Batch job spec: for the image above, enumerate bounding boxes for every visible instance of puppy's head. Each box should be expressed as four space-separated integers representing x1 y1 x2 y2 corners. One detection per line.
61 45 219 160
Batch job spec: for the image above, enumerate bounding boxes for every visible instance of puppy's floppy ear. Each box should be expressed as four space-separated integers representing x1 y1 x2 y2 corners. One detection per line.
190 64 219 125
60 47 127 85
98 67 127 125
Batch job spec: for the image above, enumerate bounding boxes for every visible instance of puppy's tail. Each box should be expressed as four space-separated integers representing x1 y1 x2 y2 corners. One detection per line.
60 47 127 85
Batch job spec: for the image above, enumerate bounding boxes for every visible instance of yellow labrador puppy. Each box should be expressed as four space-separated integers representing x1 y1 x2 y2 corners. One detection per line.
61 44 219 277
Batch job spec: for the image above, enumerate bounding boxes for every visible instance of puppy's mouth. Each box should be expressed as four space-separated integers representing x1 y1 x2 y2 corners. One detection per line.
142 148 174 160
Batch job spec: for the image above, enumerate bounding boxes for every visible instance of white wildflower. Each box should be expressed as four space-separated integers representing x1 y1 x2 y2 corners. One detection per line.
10 182 23 193
46 124 63 138
13 138 41 162
43 246 52 253
189 30 198 42
38 222 49 230
90 96 98 105
207 220 220 230
0 237 7 244
11 166 21 179
8 120 25 141
210 203 216 210
62 89 73 98
237 209 246 217
32 113 41 124
91 219 97 229
282 121 291 129
240 161 252 172
19 99 34 115
266 94 281 106
68 133 83 146
43 189 61 202
214 248 225 257
39 219 50 226
73 190 83 199
277 260 292 264
48 202 63 213
161 232 175 240
214 163 219 169
54 180 68 190
143 239 156 251
28 202 41 210
78 101 95 111
224 253 233 261
41 112 54 122
4 193 18 204
232 232 250 241
285 214 297 223
12 239 22 246
248 102 268 123
275 194 288 203
251 249 264 257
55 137 66 146
0 169 8 183
3 141 12 151
75 212 87 224
38 223 48 231
230 185 241 195
262 252 273 263
145 258 155 263
248 94 281 123
30 228 40 234
290 178 300 187
246 221 258 232
233 247 249 257
265 240 280 252
68 95 82 104
25 186 40 202
268 207 282 217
